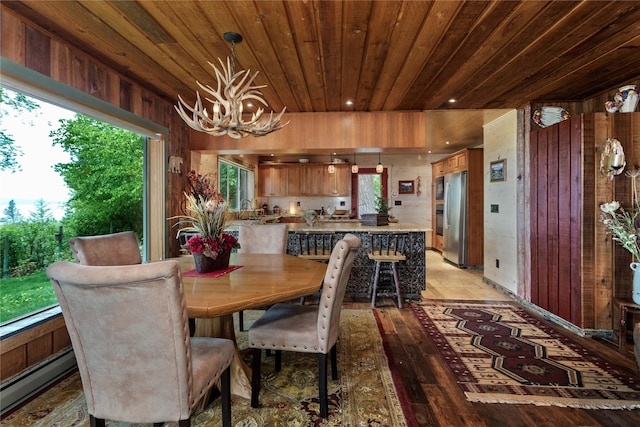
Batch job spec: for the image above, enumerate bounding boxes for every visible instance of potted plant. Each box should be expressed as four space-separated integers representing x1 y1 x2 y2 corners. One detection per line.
362 196 392 226
172 171 240 272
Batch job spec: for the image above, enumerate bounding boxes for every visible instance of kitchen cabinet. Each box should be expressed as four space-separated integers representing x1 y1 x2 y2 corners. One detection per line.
287 165 303 196
447 152 467 174
258 165 288 196
433 160 446 177
302 164 326 196
324 164 351 196
259 163 351 197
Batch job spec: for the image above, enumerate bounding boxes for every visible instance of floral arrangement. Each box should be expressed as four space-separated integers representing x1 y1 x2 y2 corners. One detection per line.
187 169 221 201
600 169 640 260
183 233 238 259
600 201 640 260
172 171 239 259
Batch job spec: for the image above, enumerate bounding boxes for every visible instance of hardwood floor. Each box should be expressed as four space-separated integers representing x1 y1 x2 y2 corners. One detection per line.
346 249 640 427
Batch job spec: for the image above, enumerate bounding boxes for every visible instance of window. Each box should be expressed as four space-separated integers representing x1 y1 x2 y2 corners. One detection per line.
219 159 253 210
0 86 148 325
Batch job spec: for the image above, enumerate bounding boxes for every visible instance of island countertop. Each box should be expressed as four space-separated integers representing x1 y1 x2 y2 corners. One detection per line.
226 220 426 301
230 220 428 233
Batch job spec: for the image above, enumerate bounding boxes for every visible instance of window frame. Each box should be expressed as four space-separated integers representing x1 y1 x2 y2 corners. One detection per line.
218 158 254 211
0 62 168 329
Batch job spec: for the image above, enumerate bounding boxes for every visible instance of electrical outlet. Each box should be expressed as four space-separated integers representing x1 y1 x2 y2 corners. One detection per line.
491 204 499 213
496 259 500 268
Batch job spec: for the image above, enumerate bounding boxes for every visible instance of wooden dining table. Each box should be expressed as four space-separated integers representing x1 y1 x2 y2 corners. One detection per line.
176 253 327 399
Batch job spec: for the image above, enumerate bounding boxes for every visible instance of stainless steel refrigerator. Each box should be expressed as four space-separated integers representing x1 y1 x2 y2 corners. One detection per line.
443 171 468 266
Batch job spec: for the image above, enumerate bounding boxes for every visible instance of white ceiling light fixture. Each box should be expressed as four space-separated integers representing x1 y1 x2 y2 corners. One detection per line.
175 32 288 139
376 152 384 174
351 153 359 173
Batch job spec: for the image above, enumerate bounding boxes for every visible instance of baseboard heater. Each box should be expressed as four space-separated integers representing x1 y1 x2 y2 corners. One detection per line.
0 349 77 416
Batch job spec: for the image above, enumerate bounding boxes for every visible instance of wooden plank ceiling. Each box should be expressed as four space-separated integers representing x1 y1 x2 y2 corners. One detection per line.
3 0 640 154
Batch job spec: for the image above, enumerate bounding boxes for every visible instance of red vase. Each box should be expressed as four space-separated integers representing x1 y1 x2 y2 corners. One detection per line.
192 251 231 273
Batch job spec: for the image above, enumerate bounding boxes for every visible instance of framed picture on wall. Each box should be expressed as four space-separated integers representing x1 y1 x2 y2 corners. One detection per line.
399 180 415 194
490 159 506 182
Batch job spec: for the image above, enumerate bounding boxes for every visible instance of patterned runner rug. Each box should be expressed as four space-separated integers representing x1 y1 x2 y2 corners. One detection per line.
2 309 418 426
412 302 640 409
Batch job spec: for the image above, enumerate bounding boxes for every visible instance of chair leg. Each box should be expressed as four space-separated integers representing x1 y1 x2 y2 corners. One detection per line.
330 344 338 380
90 416 106 427
221 365 231 427
391 262 403 308
251 348 262 408
178 420 190 427
239 310 245 331
370 261 381 308
318 353 329 418
275 349 282 372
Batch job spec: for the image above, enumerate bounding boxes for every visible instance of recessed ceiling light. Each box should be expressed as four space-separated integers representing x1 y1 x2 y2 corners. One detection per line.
445 141 450 145
448 98 456 103
345 100 353 106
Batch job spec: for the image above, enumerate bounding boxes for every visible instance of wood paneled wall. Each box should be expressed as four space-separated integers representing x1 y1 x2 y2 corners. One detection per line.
530 116 585 327
529 113 640 330
190 111 426 152
0 6 189 382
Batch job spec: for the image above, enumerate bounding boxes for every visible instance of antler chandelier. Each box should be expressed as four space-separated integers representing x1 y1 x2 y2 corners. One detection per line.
175 32 288 139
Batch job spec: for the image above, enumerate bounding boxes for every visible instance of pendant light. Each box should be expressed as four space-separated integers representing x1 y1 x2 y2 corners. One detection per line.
376 152 384 173
328 154 335 173
351 153 359 174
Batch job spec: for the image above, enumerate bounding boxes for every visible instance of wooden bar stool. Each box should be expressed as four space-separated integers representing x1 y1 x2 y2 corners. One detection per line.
296 231 335 304
297 231 335 262
368 232 408 308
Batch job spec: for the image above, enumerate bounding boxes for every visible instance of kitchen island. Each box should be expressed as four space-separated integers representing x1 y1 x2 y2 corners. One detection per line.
229 221 427 302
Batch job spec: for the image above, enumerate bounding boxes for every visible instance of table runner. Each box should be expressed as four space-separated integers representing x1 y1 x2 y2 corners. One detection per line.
182 265 243 278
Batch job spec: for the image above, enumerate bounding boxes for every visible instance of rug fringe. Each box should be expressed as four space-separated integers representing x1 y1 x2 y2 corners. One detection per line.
465 393 640 410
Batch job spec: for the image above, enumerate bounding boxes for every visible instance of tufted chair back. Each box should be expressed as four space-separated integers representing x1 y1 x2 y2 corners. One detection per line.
316 233 361 352
46 260 234 426
69 231 142 265
247 233 361 419
237 223 289 254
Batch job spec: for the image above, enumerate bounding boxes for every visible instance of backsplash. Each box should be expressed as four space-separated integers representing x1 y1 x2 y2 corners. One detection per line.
259 196 352 216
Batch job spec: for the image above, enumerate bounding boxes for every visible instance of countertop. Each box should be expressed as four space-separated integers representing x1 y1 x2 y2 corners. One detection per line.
229 219 427 233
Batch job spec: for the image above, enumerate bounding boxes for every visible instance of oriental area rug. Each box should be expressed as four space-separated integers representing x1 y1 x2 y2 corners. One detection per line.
1 309 418 427
412 302 640 409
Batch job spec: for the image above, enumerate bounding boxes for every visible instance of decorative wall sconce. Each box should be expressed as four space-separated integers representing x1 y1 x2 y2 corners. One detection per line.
600 138 626 180
168 156 183 174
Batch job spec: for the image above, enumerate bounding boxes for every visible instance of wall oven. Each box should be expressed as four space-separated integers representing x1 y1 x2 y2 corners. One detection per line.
435 202 444 236
435 176 445 201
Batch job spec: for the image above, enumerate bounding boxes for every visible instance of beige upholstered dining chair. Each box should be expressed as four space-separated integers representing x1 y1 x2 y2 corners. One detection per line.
237 223 289 254
69 231 141 265
46 259 234 427
296 230 335 304
248 233 361 419
236 223 289 330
